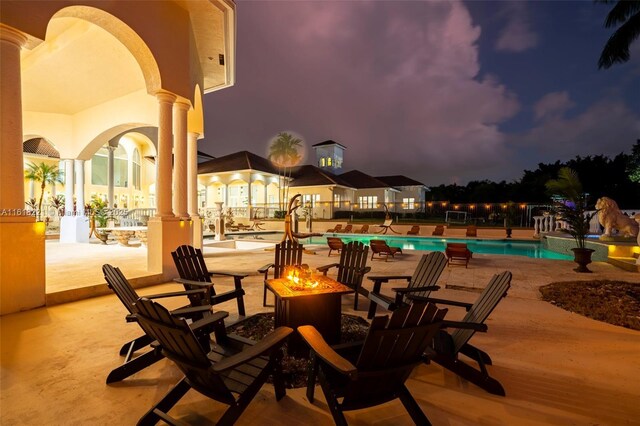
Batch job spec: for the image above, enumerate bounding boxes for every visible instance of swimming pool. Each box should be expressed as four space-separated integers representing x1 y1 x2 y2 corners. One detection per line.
301 234 573 260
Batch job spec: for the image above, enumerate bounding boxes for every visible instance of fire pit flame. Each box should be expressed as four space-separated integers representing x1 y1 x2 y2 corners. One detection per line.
283 265 322 290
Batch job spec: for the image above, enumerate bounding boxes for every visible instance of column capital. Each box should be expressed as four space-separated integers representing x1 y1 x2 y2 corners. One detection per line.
155 91 176 104
188 131 201 139
173 99 191 111
0 24 28 47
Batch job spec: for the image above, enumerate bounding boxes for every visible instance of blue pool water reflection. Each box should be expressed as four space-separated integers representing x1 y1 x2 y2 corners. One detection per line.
301 234 573 260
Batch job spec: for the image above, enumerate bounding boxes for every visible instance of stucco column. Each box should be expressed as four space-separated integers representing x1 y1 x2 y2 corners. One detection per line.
187 132 200 216
224 184 229 208
107 145 116 207
0 26 46 314
247 179 252 220
29 181 35 200
155 92 175 217
74 159 85 216
173 101 189 218
0 25 27 212
64 159 74 215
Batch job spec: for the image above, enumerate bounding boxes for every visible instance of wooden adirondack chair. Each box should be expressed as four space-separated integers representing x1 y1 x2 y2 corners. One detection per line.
445 242 473 268
102 264 217 384
369 239 403 261
342 224 353 233
172 245 249 316
407 225 420 235
326 237 344 256
258 240 303 306
299 301 448 426
412 271 512 396
366 251 452 319
327 224 342 233
316 241 371 310
133 298 293 426
354 224 369 234
432 225 445 236
466 225 478 237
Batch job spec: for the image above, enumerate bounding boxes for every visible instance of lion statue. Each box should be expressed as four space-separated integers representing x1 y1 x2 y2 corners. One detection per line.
595 197 639 238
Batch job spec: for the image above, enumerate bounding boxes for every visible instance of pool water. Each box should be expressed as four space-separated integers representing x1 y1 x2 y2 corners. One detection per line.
301 234 573 260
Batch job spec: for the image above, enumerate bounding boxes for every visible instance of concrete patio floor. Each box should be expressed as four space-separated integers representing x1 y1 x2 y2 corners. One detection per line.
3 240 640 424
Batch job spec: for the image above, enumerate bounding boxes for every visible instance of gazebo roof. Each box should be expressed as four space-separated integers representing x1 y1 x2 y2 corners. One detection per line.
23 138 60 159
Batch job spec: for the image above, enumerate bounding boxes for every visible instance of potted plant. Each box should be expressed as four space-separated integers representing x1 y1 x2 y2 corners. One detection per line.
546 167 596 272
504 201 517 238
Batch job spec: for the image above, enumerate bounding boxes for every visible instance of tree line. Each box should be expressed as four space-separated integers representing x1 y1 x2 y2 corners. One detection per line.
428 141 640 209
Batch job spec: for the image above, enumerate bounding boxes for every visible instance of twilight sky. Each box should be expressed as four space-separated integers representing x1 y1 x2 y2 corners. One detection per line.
202 0 640 186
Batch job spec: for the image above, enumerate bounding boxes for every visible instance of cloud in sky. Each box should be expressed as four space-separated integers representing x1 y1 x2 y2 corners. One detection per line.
495 2 539 52
533 91 575 122
205 1 520 184
203 1 639 185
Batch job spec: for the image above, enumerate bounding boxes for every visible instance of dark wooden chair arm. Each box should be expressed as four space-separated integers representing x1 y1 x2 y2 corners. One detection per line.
360 266 372 275
189 311 229 331
171 305 212 317
316 263 340 275
391 285 440 294
298 325 357 378
173 278 214 288
407 295 473 311
145 288 208 299
367 275 412 283
212 326 293 372
125 313 136 322
367 291 396 310
258 263 274 280
441 320 488 332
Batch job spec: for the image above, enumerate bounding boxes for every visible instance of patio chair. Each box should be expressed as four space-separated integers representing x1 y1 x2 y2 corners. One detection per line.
258 240 303 306
327 224 343 233
432 225 445 236
133 297 293 426
376 218 400 234
366 251 450 319
342 224 353 233
411 271 512 396
327 237 344 256
445 242 473 268
407 225 420 235
354 224 369 234
369 239 403 261
317 241 371 310
102 264 215 384
300 301 448 425
466 225 477 237
172 245 249 316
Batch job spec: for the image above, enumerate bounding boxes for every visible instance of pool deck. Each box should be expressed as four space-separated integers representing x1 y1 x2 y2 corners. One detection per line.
3 229 638 425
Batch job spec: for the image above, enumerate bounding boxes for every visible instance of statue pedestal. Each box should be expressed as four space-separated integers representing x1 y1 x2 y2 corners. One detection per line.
599 235 636 243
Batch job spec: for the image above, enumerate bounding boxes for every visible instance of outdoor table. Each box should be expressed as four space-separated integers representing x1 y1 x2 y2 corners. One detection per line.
265 274 353 356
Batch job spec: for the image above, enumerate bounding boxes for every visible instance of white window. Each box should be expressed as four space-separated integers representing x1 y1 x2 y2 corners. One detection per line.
302 194 320 207
319 158 325 167
403 197 415 209
333 193 342 208
358 196 377 209
327 157 332 166
91 146 109 185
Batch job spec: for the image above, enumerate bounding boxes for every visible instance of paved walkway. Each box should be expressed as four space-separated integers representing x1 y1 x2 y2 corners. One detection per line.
5 236 637 424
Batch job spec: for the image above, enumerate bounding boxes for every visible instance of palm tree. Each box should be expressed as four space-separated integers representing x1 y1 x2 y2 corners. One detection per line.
598 0 640 69
268 132 303 212
24 162 62 221
545 167 594 250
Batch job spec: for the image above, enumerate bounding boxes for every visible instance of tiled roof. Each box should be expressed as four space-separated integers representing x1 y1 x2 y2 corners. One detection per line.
339 170 391 189
376 175 425 187
198 151 279 174
311 140 347 149
23 138 60 159
289 165 353 187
